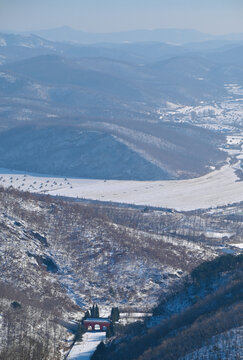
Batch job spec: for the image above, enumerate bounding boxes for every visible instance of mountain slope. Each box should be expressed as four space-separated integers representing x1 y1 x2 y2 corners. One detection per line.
1 54 142 100
0 124 226 180
0 187 242 359
0 126 170 180
207 45 243 68
94 255 243 360
0 187 221 311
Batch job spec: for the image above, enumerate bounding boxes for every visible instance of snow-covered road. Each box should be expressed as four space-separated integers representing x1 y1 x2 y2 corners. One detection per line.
67 332 106 360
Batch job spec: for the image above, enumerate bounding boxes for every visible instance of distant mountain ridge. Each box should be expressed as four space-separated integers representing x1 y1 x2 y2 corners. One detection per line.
20 26 243 45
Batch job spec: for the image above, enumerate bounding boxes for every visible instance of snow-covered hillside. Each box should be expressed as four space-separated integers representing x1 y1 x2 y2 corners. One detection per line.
95 253 243 360
0 189 211 311
2 186 233 358
0 176 242 359
180 326 243 360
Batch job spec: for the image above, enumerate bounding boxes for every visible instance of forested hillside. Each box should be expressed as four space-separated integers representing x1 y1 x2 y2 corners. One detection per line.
0 186 242 359
92 255 243 360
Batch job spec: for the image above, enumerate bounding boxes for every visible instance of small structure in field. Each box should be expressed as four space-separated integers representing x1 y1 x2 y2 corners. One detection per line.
83 318 111 332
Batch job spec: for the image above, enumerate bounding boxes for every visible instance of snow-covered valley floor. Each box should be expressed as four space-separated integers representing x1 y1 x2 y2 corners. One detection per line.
67 332 106 360
0 134 243 211
0 159 242 211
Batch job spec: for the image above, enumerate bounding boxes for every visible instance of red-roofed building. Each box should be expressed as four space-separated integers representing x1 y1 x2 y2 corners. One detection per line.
83 318 111 331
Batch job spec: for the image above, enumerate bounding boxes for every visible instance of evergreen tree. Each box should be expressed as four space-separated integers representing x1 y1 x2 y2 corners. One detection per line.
90 304 95 318
11 301 21 310
84 310 90 319
106 323 114 338
115 307 120 321
76 323 85 341
110 307 120 322
95 304 99 318
90 304 100 318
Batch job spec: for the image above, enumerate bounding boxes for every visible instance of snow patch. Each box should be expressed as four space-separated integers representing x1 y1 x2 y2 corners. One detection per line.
0 72 16 83
0 38 6 46
230 243 243 249
204 232 234 239
67 332 106 360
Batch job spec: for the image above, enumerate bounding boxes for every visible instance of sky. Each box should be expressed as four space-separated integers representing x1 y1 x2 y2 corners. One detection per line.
0 0 243 34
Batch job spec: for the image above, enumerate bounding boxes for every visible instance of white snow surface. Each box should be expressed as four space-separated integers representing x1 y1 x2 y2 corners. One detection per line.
0 159 243 210
0 38 6 46
119 312 152 325
67 332 106 360
0 72 16 83
204 231 234 239
231 243 243 249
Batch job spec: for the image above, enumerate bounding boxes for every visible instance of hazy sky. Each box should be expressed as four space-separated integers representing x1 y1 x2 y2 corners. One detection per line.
0 0 242 34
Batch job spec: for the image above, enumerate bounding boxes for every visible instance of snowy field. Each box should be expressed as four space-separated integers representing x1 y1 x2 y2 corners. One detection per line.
67 332 106 360
0 160 243 211
0 133 242 211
